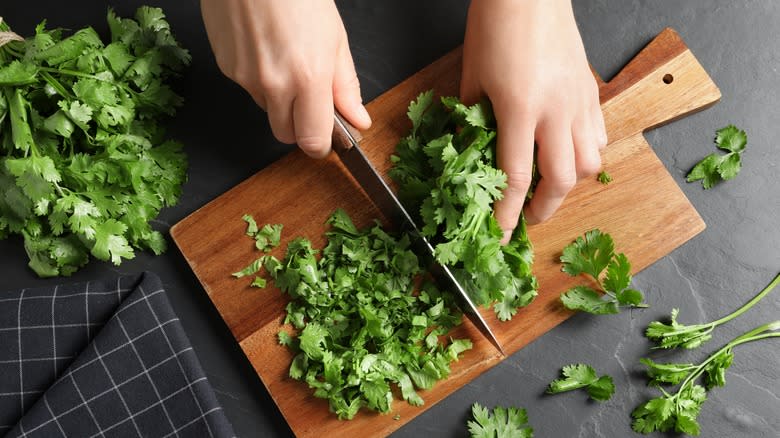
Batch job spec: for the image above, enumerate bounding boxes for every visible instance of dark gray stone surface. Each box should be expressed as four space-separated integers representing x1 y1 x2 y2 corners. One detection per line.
2 1 778 437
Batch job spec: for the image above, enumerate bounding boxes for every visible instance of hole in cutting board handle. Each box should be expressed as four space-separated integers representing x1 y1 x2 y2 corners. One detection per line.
663 73 674 84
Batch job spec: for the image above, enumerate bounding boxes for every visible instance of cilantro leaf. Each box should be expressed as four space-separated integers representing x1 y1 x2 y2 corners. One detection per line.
687 125 747 189
547 363 615 401
597 170 612 185
242 214 259 236
560 286 618 315
560 229 614 279
91 219 134 265
559 230 647 314
467 403 533 438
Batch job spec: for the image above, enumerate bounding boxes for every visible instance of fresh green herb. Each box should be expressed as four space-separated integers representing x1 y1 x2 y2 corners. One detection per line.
597 170 612 185
646 273 779 349
232 255 266 278
389 91 538 321
559 229 648 314
546 363 615 401
632 321 780 435
0 8 190 276
241 214 283 252
687 125 747 189
243 209 472 419
242 214 258 236
467 403 533 438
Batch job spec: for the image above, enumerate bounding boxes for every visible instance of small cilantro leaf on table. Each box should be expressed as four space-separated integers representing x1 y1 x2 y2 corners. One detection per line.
467 403 533 438
547 363 615 402
687 124 747 189
559 229 648 314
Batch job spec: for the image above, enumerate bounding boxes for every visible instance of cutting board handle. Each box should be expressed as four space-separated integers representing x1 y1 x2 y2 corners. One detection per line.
597 28 721 144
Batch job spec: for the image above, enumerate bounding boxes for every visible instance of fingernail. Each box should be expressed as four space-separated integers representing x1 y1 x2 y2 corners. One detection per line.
357 104 371 127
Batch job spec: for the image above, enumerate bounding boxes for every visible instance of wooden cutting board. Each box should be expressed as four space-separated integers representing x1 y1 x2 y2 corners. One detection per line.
171 28 719 437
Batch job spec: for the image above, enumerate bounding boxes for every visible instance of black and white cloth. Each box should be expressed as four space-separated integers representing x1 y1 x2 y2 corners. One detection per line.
0 272 235 438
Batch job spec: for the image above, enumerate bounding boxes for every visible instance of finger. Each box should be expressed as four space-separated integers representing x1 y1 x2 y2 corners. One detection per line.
592 100 608 150
572 113 602 179
265 93 295 145
292 81 334 158
492 103 536 244
333 39 371 130
524 118 576 224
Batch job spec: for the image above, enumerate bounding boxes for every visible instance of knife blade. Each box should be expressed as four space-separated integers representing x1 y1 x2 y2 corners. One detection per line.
331 111 505 356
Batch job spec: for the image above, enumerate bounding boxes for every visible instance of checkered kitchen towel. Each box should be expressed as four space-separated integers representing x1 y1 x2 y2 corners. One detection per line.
0 272 234 438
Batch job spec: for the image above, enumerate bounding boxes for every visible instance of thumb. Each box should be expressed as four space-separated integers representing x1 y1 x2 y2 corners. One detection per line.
333 39 371 130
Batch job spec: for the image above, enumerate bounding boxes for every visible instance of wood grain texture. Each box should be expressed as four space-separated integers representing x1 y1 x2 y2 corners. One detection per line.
171 28 720 437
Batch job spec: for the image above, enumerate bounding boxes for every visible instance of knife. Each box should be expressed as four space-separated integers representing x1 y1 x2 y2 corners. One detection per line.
331 111 505 356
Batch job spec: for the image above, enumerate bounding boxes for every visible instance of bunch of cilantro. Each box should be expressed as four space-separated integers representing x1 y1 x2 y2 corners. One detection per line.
241 209 472 420
0 7 189 277
389 91 537 321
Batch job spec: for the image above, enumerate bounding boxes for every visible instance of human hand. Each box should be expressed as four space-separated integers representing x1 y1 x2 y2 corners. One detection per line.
460 0 607 242
200 0 371 158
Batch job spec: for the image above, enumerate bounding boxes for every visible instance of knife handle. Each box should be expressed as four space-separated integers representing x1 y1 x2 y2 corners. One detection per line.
332 111 363 152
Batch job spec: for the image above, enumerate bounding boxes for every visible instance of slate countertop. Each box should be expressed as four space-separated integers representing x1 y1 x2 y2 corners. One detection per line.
2 1 778 437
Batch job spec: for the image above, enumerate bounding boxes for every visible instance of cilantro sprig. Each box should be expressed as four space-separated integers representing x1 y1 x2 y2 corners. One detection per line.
646 273 779 349
0 8 190 276
686 125 747 189
546 363 615 402
559 229 648 314
390 91 538 321
467 403 533 438
238 209 472 420
632 321 780 435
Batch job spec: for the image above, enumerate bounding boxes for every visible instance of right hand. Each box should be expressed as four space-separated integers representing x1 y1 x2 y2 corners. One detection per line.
200 0 372 158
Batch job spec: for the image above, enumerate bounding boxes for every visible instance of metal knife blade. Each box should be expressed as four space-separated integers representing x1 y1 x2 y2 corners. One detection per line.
331 111 505 356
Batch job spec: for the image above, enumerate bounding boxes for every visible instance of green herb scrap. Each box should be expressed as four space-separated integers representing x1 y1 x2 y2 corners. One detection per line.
687 124 747 189
389 91 538 321
242 213 283 252
559 229 648 314
646 273 779 349
632 321 780 435
546 363 615 402
240 209 472 420
597 170 612 185
467 403 533 438
0 7 190 276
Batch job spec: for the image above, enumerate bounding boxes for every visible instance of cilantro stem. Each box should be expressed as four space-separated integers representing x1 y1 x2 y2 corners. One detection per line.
39 70 75 100
673 320 780 403
659 273 779 339
709 273 779 326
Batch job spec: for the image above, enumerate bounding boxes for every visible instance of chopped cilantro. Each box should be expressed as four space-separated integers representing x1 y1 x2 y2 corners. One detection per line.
0 8 190 276
237 209 472 419
467 403 533 438
559 230 648 314
389 92 538 321
687 125 747 189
